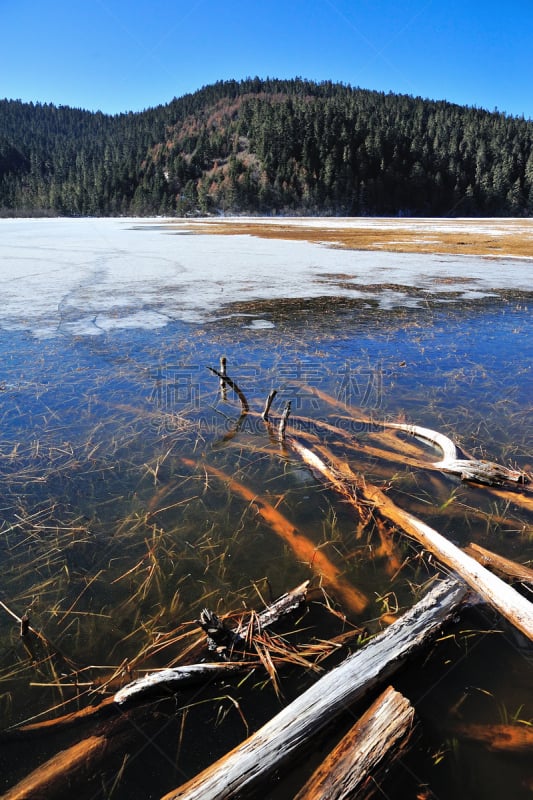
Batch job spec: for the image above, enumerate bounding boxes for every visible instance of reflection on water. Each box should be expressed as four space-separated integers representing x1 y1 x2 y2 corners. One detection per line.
0 297 531 799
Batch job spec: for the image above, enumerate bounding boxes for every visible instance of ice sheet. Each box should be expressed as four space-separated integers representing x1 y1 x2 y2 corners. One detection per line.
0 217 531 338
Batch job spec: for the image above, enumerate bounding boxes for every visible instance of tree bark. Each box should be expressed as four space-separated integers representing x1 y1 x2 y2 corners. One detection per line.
160 578 465 800
293 686 416 800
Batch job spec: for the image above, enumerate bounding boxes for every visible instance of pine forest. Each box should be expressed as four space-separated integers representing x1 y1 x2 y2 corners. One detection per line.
1 77 533 217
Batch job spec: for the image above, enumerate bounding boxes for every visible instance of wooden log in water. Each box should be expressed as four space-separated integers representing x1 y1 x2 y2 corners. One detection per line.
160 578 466 800
115 581 312 704
261 389 277 421
1 714 145 800
453 722 533 754
114 662 248 706
278 400 291 442
463 543 533 586
362 484 533 642
2 735 110 800
293 686 416 800
9 582 310 736
219 356 227 401
181 457 369 615
289 440 533 643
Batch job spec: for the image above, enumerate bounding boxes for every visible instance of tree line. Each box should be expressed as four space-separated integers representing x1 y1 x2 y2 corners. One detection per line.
1 77 533 217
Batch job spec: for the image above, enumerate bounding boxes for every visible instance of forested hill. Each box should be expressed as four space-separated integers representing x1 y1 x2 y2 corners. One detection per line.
2 77 533 217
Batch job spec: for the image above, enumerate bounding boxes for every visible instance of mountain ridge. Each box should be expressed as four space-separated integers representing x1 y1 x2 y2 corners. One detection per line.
1 77 532 217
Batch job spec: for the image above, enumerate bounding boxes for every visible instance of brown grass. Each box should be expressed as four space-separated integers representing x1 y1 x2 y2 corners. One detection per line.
159 218 533 258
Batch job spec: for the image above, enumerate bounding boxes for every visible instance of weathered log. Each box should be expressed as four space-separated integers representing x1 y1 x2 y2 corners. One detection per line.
239 580 309 634
1 714 147 800
453 722 533 754
10 582 310 736
290 440 533 642
278 400 291 442
181 457 369 615
160 578 466 800
219 356 228 401
361 483 533 642
463 543 533 586
296 389 533 512
115 582 311 704
198 580 310 656
293 686 416 800
383 421 530 486
114 662 247 706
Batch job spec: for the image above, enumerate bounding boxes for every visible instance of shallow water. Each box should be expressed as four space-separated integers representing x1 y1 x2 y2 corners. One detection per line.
0 223 532 799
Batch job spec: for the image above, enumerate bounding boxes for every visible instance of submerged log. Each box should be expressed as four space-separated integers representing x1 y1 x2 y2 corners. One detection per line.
160 578 466 800
290 440 533 643
362 483 533 642
261 389 277 421
2 735 110 800
2 713 148 800
10 582 310 736
278 400 291 442
181 457 369 615
463 543 533 586
198 580 310 656
114 662 247 706
293 686 416 800
453 722 533 754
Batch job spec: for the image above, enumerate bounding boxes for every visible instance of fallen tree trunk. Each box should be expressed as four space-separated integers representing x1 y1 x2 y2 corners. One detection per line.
160 578 466 800
2 735 111 800
453 722 533 754
293 685 416 800
463 543 533 586
9 582 310 736
181 457 369 615
114 662 248 706
2 713 150 800
362 484 533 642
290 440 533 643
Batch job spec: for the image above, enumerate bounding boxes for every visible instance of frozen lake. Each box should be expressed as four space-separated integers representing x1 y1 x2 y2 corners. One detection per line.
1 217 531 338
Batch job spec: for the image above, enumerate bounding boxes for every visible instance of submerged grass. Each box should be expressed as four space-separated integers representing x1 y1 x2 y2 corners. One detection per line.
0 296 531 799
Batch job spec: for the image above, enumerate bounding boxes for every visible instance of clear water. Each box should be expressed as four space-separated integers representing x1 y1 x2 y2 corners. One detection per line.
0 290 531 798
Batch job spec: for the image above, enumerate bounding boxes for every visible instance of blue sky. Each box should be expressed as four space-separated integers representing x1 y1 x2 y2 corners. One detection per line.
2 0 533 118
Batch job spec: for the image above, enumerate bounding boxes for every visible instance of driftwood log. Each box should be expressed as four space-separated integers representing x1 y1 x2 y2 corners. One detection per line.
289 439 533 642
463 543 533 586
383 421 529 486
115 581 312 704
293 686 416 800
160 578 466 800
9 582 311 735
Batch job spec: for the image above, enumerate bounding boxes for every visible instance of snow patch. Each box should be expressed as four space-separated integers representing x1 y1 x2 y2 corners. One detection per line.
0 217 530 338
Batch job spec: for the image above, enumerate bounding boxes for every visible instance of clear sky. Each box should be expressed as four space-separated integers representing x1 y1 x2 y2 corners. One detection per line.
2 0 533 119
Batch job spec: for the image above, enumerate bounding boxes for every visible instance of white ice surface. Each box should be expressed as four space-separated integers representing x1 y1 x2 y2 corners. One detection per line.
0 217 531 338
